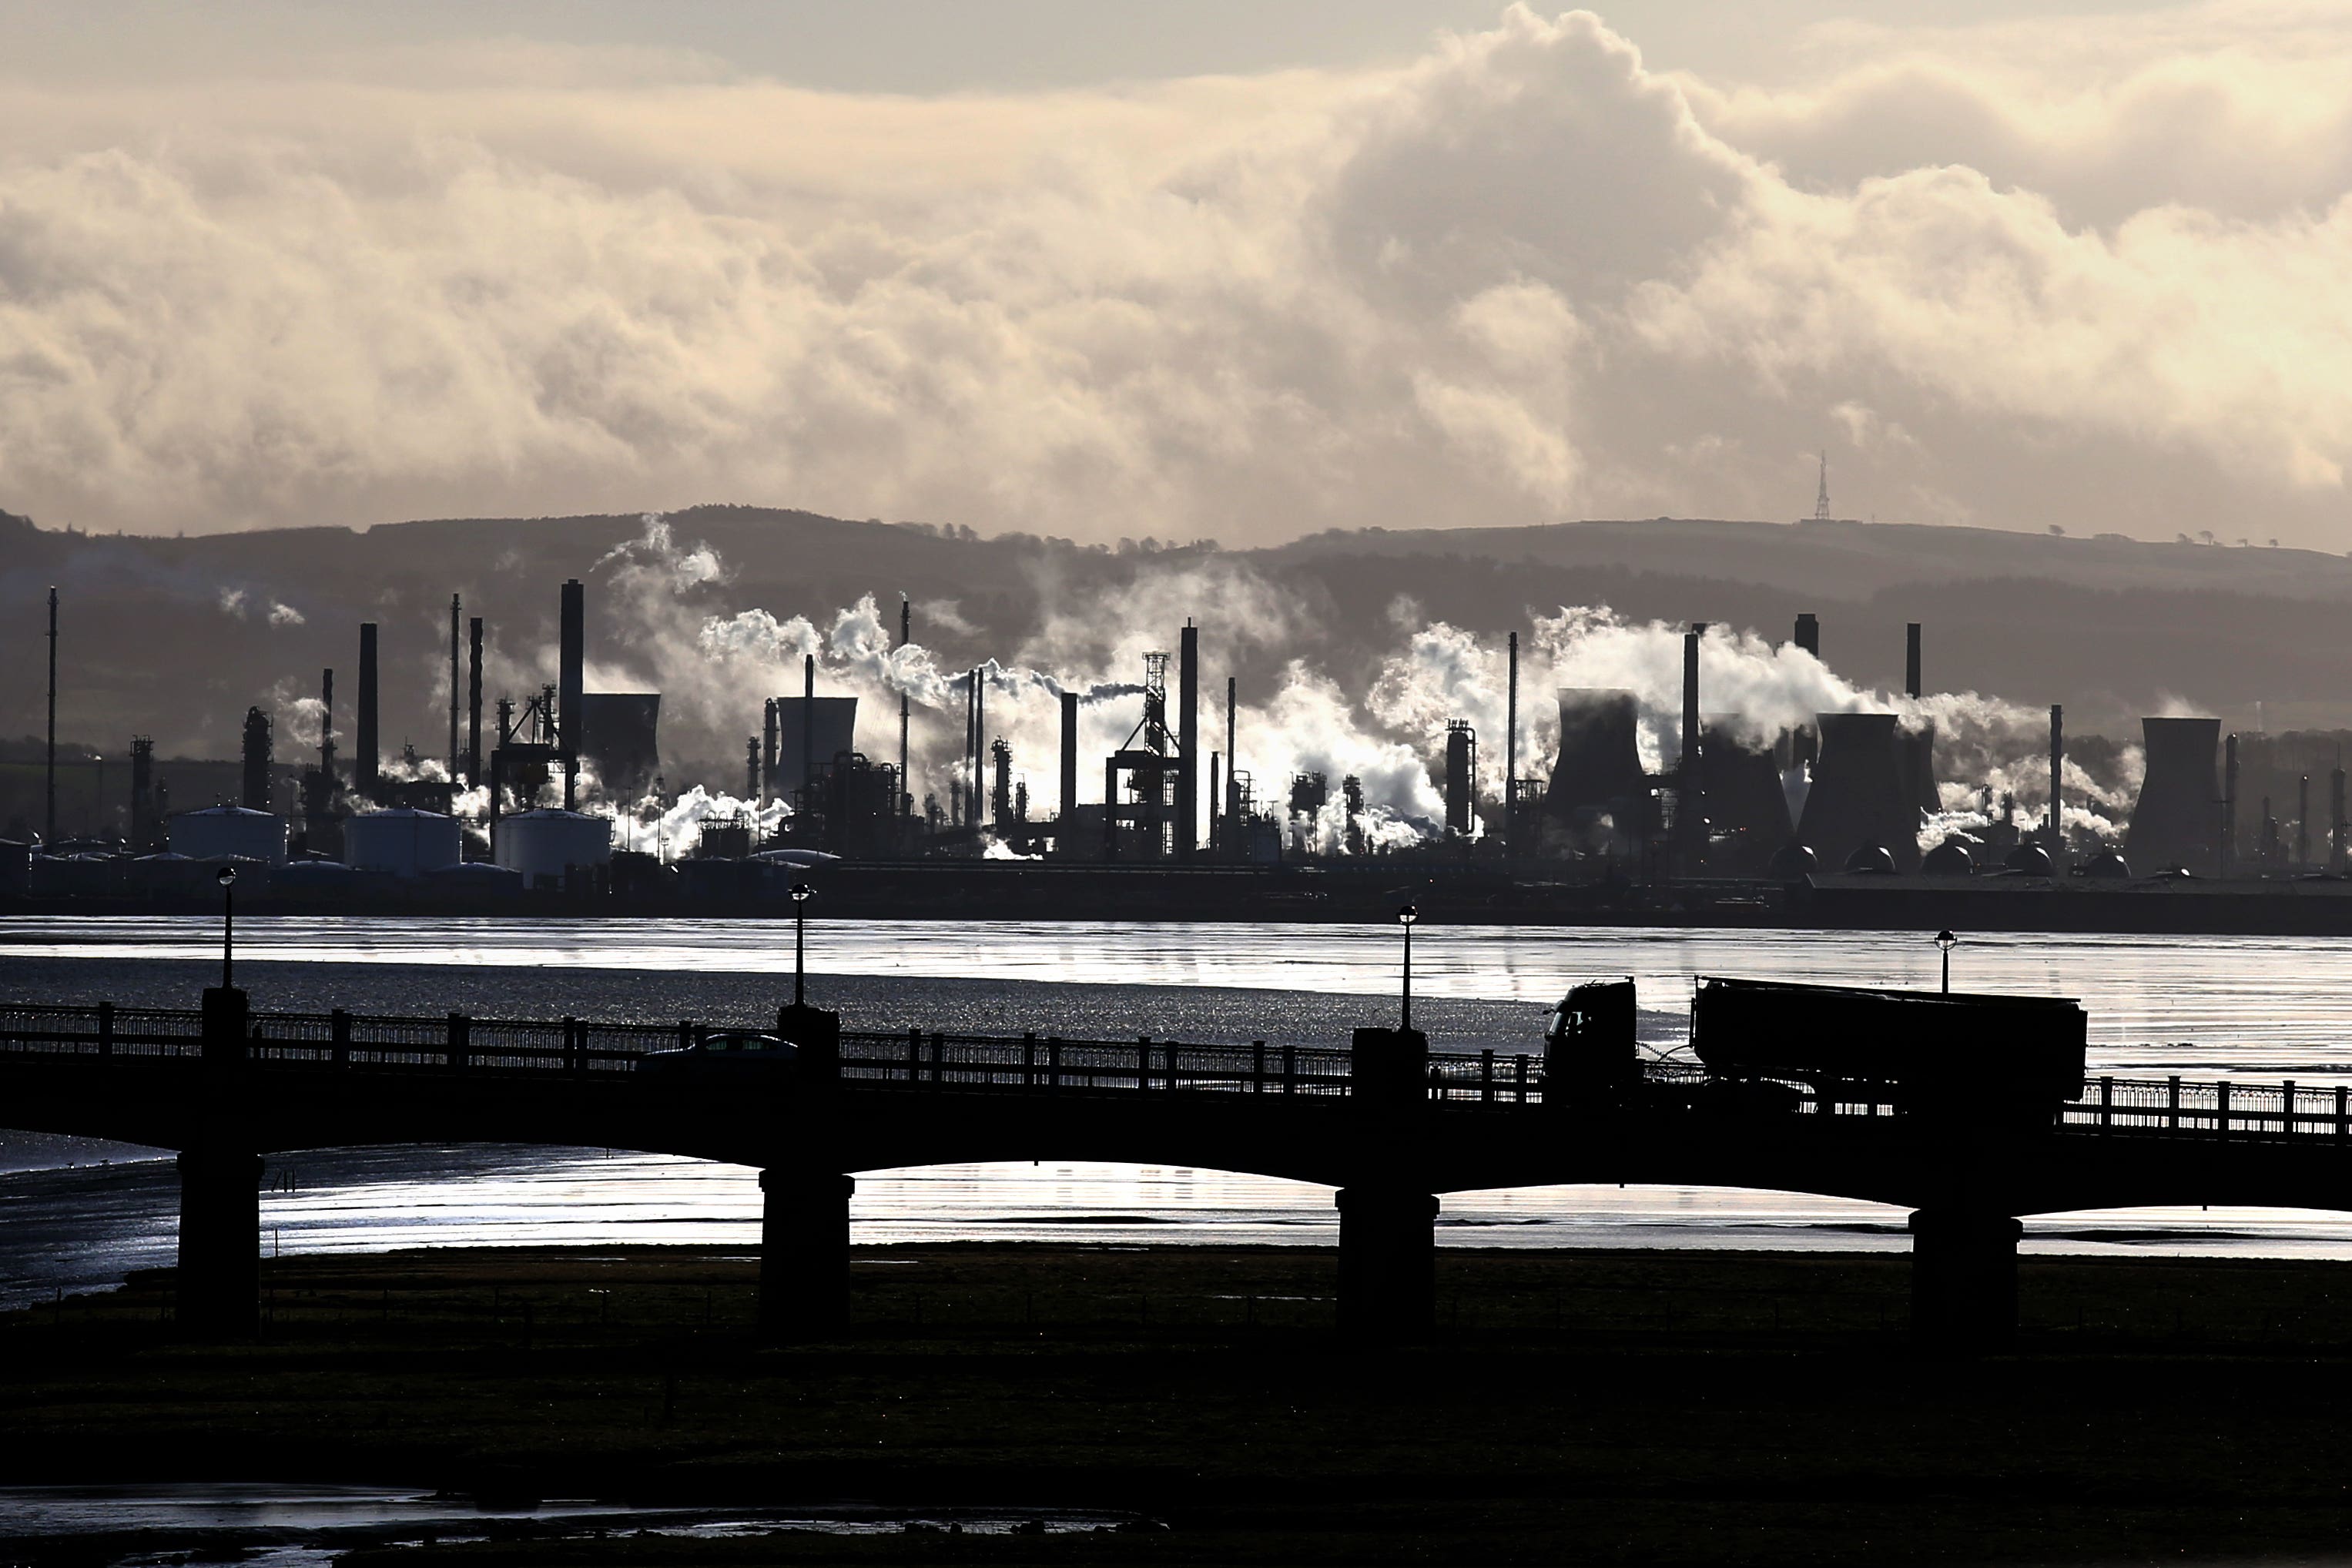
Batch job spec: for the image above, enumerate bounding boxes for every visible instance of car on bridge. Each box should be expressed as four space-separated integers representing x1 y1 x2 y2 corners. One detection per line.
636 1029 800 1080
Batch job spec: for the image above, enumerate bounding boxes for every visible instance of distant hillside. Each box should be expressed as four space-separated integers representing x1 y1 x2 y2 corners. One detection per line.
4 506 2349 809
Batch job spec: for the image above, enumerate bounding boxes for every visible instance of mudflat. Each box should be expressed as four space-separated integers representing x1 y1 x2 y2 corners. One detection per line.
6 1242 2350 1566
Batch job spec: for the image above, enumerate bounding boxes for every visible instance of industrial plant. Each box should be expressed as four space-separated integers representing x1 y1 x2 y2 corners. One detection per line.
8 571 2352 933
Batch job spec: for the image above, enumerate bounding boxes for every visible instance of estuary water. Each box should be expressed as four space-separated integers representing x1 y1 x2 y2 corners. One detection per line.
6 914 2352 1303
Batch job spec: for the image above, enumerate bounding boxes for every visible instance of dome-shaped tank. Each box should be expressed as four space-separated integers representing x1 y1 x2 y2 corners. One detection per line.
343 809 462 879
1767 839 1818 879
2004 843 2054 876
168 805 287 865
496 809 612 886
2084 848 2132 879
1841 843 1897 875
1922 838 1975 876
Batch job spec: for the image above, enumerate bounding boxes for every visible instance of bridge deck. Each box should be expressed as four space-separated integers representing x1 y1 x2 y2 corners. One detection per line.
3 1000 2348 1144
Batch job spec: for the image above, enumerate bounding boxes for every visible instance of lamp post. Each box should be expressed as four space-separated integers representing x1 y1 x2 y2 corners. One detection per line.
1935 928 1958 994
216 864 238 990
790 883 813 1008
1396 902 1419 1031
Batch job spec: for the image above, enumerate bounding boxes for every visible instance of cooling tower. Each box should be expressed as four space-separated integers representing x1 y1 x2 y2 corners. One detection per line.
776 696 859 792
1543 690 1650 840
2126 716 2221 876
1796 712 1920 873
578 693 661 799
1697 719 1791 876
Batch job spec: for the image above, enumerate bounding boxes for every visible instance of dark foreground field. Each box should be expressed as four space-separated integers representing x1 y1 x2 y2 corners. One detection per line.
7 1243 2352 1566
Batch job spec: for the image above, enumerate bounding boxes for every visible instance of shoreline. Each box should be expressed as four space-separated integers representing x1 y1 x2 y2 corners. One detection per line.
10 1241 2352 1565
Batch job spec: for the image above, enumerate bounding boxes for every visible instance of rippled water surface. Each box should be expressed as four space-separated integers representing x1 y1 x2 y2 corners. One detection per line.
9 914 2352 1293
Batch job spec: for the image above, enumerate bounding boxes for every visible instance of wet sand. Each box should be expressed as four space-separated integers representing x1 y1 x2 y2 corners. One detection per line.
8 1242 2352 1566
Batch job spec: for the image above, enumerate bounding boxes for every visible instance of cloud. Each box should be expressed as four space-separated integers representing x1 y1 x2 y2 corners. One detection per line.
4 7 2352 543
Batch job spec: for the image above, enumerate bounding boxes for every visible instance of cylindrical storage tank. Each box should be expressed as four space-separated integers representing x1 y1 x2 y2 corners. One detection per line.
168 805 288 865
343 809 463 879
495 808 613 886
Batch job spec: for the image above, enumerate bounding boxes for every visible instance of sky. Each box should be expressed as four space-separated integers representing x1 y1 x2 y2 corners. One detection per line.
0 1 2346 546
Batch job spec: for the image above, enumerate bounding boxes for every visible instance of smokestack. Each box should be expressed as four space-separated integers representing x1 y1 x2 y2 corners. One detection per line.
241 707 272 811
357 622 380 794
467 617 484 784
2298 774 2311 869
1794 612 1819 658
762 698 779 808
1177 622 1198 861
970 667 983 828
320 668 336 782
2048 704 2065 871
1905 623 1921 700
746 737 760 803
2333 759 2347 876
1679 625 1707 866
1060 689 1079 853
559 578 585 811
1225 677 1238 828
45 586 56 844
1209 752 1221 850
1506 632 1519 856
802 653 816 798
130 736 153 850
2223 732 2240 877
447 594 461 776
899 598 912 831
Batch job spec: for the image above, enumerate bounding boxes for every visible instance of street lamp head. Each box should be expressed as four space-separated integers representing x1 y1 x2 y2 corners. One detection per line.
790 883 813 905
216 865 238 888
1935 928 1958 953
1395 903 1418 926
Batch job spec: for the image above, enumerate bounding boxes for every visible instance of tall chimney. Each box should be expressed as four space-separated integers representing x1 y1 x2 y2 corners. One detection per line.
745 737 760 803
898 598 912 832
1905 623 1921 699
802 653 817 798
558 578 585 811
1225 677 1238 826
45 586 57 844
2298 774 2312 869
761 698 779 807
2223 732 2240 877
1794 612 1819 658
2047 704 2065 871
1506 632 1519 856
447 594 461 776
357 622 380 794
1059 689 1079 853
2332 759 2347 876
320 668 336 782
466 617 484 783
1680 625 1704 864
1177 622 1199 860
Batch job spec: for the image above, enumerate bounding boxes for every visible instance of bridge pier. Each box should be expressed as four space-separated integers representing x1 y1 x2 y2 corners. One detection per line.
759 1169 855 1340
1908 1209 2022 1353
176 1147 263 1338
1335 1185 1439 1342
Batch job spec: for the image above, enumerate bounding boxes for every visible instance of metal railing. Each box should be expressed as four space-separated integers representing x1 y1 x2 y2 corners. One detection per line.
2 999 2348 1139
2055 1074 2352 1141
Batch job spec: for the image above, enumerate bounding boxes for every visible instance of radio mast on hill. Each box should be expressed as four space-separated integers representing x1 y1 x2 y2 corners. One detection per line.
1814 451 1831 521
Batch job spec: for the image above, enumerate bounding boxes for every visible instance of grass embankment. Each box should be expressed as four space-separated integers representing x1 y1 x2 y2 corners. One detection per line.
8 1243 2352 1565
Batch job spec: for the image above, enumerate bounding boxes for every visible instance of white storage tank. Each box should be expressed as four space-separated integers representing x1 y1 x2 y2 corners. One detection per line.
495 809 612 886
168 805 288 865
343 809 463 879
